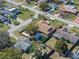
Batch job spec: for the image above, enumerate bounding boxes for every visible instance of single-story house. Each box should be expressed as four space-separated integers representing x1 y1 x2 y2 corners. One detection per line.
37 20 53 35
0 15 11 24
0 9 16 19
74 17 79 24
60 5 78 14
53 28 79 44
14 37 32 52
9 8 21 15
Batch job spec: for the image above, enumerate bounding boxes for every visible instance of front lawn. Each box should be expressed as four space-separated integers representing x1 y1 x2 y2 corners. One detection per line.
74 0 79 10
27 1 36 6
60 13 76 20
70 27 79 36
49 20 65 29
14 0 23 3
17 8 34 20
0 23 10 31
10 37 16 43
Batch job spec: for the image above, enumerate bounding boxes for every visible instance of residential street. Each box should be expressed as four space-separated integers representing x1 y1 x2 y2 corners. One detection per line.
7 18 32 36
5 0 79 28
5 0 79 40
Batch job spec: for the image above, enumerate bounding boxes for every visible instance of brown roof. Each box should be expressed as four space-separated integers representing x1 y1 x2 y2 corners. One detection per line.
60 5 78 14
37 20 53 35
53 29 79 44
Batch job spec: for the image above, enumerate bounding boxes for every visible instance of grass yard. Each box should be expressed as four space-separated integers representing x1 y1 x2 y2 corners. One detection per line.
61 13 76 20
18 8 34 20
27 1 36 6
70 27 79 36
0 23 10 31
23 1 36 6
74 0 79 10
14 0 23 3
49 20 65 29
67 14 76 20
10 37 16 43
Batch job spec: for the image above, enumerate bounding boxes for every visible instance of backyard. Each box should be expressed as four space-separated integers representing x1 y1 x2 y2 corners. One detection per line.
17 8 35 20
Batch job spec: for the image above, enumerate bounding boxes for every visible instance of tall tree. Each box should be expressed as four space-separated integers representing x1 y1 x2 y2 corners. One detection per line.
0 31 11 49
33 49 43 59
54 40 68 55
0 48 22 59
39 2 49 11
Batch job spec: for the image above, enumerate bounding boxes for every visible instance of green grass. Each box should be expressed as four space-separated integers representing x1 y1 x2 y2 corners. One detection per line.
62 13 76 20
70 27 79 36
67 14 76 20
74 0 79 10
27 1 36 6
12 20 20 25
49 20 65 29
14 0 23 2
10 37 16 43
0 23 10 31
17 9 34 20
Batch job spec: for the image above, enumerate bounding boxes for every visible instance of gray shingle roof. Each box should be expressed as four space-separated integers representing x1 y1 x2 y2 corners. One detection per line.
53 29 79 44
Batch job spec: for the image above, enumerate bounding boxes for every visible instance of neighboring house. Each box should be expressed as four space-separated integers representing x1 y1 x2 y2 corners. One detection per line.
0 15 11 24
37 20 53 35
74 17 79 24
14 37 32 52
0 0 5 5
60 5 78 14
73 48 79 59
53 28 79 44
8 8 21 15
0 9 16 19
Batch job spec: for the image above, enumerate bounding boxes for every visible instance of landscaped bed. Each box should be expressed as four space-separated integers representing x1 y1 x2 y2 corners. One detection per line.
17 8 35 20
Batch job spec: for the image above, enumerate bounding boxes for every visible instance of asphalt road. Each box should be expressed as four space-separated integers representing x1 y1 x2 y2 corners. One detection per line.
5 0 79 38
